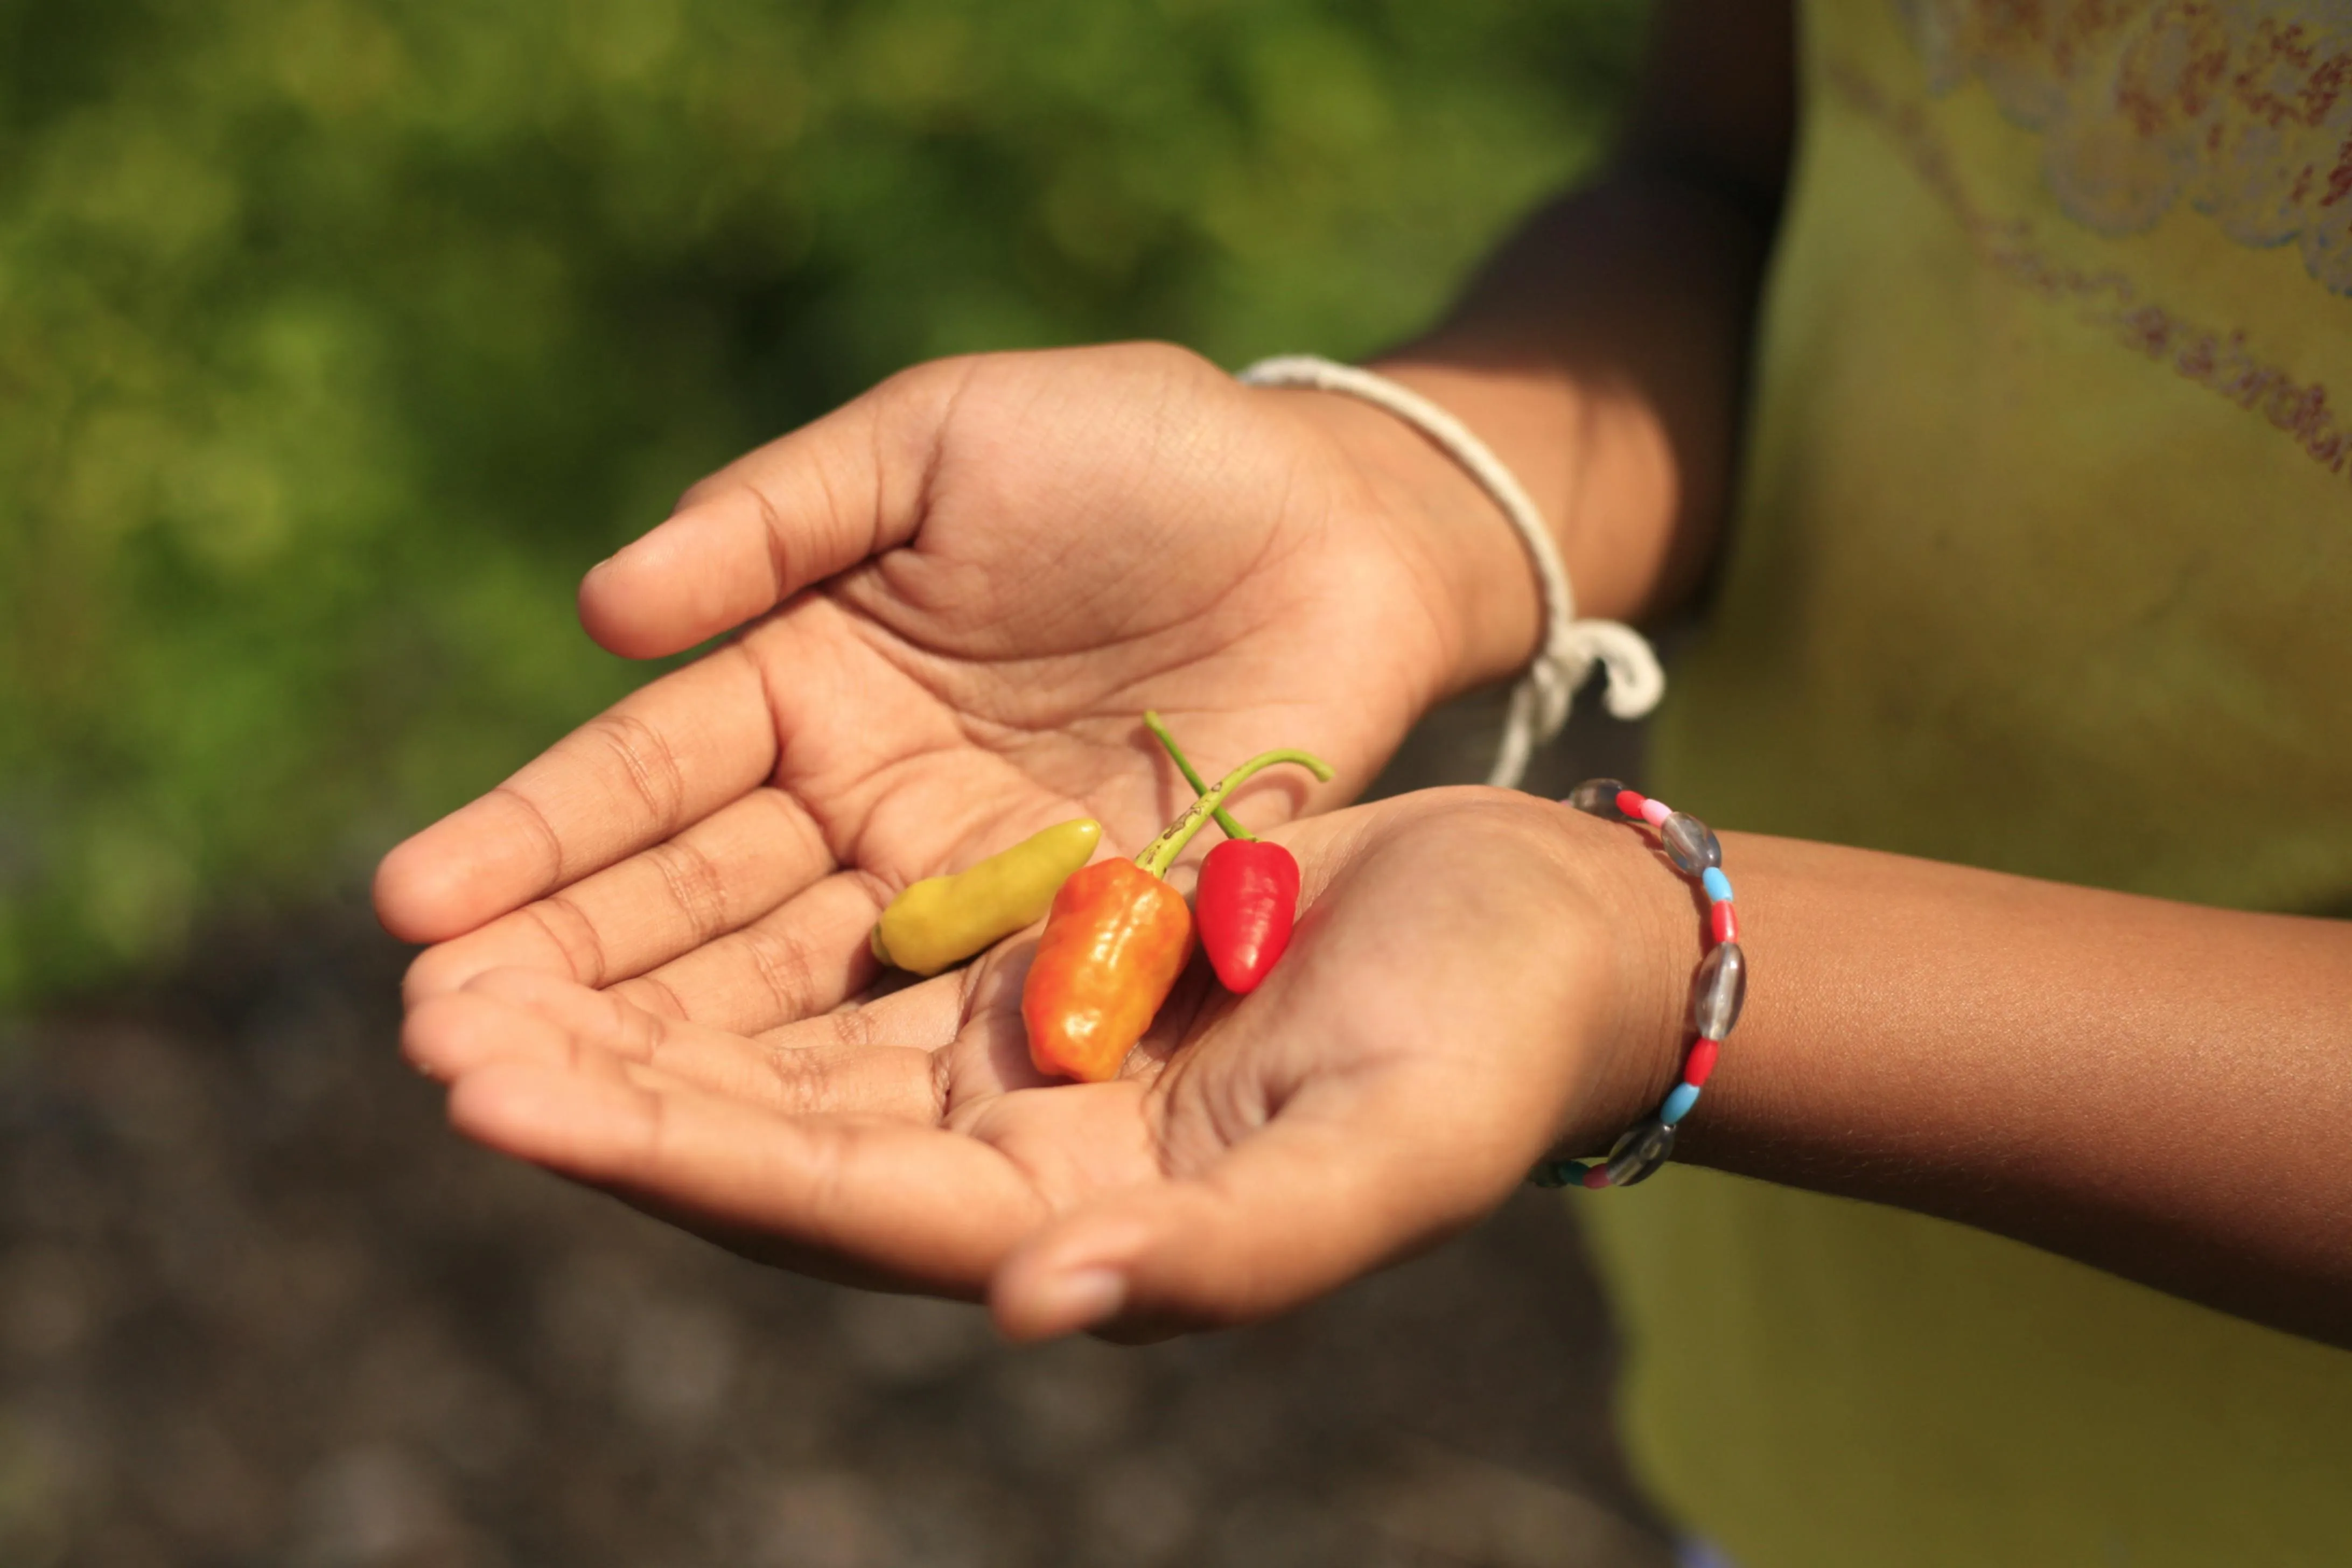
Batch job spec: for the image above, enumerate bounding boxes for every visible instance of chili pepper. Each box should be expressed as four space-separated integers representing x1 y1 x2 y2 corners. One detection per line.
870 818 1103 976
1144 712 1300 994
1023 736 1332 1082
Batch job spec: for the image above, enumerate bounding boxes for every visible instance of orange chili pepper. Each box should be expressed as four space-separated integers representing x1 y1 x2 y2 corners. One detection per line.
1021 860 1195 1083
1021 736 1333 1083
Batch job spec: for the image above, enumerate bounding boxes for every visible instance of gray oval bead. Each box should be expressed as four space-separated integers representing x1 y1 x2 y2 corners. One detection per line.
1662 811 1722 873
1603 1117 1676 1187
1692 941 1747 1039
1566 778 1630 819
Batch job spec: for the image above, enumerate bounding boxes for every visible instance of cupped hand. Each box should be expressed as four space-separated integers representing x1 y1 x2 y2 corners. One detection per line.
398 789 1689 1340
375 343 1537 1034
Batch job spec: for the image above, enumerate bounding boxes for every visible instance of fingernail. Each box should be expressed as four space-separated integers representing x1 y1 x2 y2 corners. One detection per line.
1038 1267 1126 1331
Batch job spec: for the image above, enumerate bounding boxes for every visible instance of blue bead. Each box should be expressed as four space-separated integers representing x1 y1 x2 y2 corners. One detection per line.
1661 1083 1702 1124
1702 867 1733 903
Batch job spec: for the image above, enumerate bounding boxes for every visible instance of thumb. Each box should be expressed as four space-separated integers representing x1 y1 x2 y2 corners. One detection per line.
987 1074 1525 1342
579 359 972 659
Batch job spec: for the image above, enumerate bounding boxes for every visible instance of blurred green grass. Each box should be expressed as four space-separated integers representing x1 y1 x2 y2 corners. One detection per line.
0 0 1644 1006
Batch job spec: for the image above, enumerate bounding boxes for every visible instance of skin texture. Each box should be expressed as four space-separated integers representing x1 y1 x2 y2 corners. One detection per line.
384 0 2352 1347
400 792 1675 1338
376 342 1537 1032
1680 836 2352 1349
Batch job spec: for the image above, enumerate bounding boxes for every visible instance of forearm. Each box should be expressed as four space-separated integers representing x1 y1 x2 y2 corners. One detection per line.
1330 0 1795 695
1277 165 1784 702
1381 162 1780 636
1604 828 2352 1347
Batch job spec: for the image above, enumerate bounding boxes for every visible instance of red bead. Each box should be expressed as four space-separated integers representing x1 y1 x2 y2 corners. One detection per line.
1710 901 1739 944
1615 789 1648 821
1683 1038 1720 1088
1581 1165 1612 1190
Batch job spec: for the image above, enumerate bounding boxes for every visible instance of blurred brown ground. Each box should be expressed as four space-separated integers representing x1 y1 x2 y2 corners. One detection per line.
0 689 1674 1567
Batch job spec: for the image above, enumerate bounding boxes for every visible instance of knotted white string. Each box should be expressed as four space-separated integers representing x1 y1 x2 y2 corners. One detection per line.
1238 354 1664 789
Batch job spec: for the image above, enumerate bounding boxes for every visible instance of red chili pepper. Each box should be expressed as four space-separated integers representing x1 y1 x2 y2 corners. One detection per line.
1021 726 1332 1082
1144 712 1301 995
1196 838 1300 992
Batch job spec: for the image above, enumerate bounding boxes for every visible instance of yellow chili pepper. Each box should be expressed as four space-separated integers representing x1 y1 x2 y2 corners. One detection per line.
870 818 1103 976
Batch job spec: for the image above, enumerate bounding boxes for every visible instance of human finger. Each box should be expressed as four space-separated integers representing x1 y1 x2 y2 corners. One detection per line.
403 986 639 1086
405 988 845 1119
454 965 952 1122
375 647 782 944
401 788 833 1006
987 1069 1516 1341
579 362 966 660
607 869 889 1033
444 1061 1047 1295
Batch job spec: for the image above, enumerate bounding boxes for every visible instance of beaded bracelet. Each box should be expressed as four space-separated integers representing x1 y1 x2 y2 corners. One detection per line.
1530 779 1747 1191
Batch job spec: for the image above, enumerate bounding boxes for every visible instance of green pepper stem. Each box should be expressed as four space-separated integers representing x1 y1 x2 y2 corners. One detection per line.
1136 745 1333 878
1142 711 1252 842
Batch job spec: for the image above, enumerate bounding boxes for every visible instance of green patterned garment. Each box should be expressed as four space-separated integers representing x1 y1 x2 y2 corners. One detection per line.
1582 1 2352 1561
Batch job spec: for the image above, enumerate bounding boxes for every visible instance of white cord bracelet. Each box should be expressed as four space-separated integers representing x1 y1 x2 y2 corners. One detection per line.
1238 354 1664 789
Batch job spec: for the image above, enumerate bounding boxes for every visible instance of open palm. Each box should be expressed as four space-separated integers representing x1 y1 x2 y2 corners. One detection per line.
398 791 1668 1339
377 343 1510 1037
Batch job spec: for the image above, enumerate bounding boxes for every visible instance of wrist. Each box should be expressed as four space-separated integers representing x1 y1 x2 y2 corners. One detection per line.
1250 382 1543 699
1366 352 1693 632
1532 800 1711 1155
1249 352 1676 703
